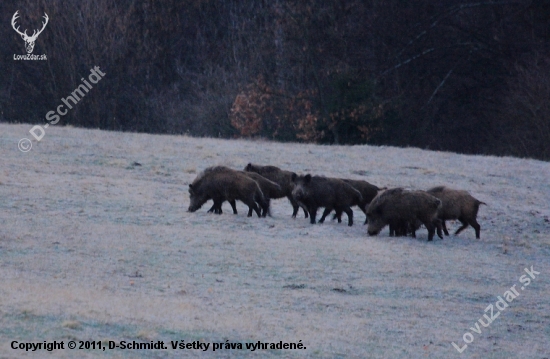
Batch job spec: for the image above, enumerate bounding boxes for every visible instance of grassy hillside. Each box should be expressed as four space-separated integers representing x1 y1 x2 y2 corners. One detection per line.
1 124 549 358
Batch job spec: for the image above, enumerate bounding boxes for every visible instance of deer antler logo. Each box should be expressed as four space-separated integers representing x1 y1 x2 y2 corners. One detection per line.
11 11 49 54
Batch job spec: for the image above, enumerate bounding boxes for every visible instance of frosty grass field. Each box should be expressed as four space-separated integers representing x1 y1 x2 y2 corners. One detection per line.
0 123 549 358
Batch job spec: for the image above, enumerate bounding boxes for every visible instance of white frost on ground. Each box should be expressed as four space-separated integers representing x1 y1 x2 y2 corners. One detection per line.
0 123 549 358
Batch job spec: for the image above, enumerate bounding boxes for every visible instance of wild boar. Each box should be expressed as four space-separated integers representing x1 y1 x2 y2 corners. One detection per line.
427 186 486 239
244 163 308 218
201 166 239 215
331 179 384 224
188 167 267 217
366 188 443 241
291 174 363 226
201 167 282 217
240 171 282 216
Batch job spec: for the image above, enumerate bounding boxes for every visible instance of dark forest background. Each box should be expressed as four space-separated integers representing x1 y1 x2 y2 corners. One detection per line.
1 0 549 160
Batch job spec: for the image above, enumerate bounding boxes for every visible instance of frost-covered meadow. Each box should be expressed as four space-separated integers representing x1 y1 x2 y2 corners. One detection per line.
0 123 549 358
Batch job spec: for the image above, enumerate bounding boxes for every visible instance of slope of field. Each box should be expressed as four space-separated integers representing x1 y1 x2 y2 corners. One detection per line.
0 123 549 358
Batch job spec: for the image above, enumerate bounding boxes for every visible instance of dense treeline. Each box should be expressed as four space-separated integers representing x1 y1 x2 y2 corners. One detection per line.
1 0 549 160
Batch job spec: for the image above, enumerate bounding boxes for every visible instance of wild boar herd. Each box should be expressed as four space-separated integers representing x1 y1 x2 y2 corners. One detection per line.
188 164 486 241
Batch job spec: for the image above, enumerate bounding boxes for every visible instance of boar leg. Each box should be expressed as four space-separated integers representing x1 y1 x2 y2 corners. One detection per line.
243 197 261 217
454 218 469 236
319 207 334 223
207 196 223 214
342 207 353 226
441 220 450 236
399 222 407 236
299 202 309 218
259 195 272 217
408 223 416 238
389 221 405 236
390 221 407 236
229 200 238 214
245 202 262 217
253 202 262 217
292 205 300 218
468 218 481 239
207 203 219 214
289 196 309 218
425 221 436 241
259 198 270 218
309 207 318 224
434 219 443 239
211 199 224 215
290 201 299 218
360 205 368 225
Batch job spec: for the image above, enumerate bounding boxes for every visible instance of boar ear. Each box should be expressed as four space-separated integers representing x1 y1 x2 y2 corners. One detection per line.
291 173 297 182
304 174 312 183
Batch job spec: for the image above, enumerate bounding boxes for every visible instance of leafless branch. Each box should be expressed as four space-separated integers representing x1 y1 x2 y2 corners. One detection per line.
396 1 523 59
380 48 435 76
425 54 468 106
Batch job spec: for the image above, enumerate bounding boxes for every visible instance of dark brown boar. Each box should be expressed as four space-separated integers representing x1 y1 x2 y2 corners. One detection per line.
366 188 443 241
426 186 486 239
200 167 281 217
244 163 308 218
331 179 383 224
291 174 363 226
197 166 239 214
241 171 283 217
188 167 267 217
